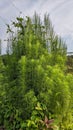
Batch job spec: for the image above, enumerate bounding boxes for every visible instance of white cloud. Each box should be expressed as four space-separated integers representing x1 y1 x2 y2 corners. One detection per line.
0 0 73 52
50 0 73 36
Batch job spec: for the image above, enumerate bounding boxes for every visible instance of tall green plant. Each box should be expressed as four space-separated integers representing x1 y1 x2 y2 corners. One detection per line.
0 13 72 129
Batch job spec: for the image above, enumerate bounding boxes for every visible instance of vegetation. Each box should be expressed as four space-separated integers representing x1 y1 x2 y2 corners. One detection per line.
67 55 73 74
0 13 73 130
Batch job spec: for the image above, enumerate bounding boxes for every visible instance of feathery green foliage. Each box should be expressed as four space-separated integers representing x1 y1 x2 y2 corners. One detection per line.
0 13 73 130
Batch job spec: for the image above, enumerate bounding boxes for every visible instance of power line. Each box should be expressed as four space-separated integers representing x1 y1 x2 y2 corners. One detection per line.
9 0 23 15
49 0 70 15
0 0 24 33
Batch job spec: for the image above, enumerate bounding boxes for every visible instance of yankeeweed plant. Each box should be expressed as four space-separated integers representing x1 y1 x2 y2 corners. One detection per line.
0 13 73 130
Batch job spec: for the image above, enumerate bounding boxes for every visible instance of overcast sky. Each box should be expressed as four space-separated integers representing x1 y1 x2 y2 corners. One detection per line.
0 0 73 53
